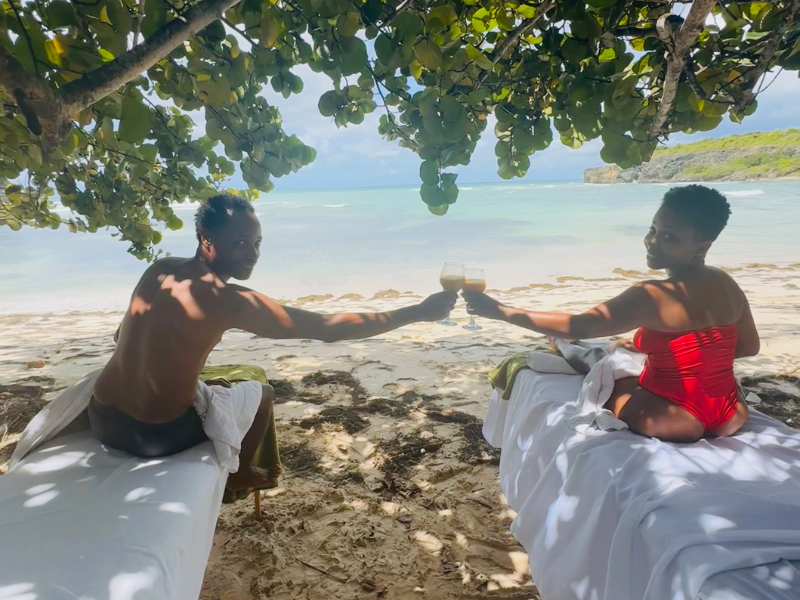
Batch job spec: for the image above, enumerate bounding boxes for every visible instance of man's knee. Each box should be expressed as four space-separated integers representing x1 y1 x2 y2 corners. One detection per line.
259 384 274 411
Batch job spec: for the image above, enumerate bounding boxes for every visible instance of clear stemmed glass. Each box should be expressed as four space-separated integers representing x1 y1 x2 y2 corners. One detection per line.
462 268 486 331
437 262 464 326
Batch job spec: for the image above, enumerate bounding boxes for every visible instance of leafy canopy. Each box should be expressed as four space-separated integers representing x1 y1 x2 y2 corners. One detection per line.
1 0 799 258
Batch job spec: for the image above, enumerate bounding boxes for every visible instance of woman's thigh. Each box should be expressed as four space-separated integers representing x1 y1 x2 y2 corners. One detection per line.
604 377 705 443
707 399 748 438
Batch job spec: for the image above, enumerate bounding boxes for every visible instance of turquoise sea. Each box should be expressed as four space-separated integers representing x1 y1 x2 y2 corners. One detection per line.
1 180 798 314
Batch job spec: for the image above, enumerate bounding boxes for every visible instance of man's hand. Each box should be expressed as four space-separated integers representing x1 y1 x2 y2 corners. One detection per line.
415 291 458 322
462 292 506 321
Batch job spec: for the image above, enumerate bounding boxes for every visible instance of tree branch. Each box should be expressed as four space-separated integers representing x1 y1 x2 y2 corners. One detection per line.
0 45 67 145
734 0 799 112
60 0 244 112
133 0 147 46
478 1 555 85
648 0 717 139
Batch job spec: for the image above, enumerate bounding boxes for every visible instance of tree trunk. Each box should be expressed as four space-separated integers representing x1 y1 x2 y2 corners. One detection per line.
0 0 245 151
648 0 717 138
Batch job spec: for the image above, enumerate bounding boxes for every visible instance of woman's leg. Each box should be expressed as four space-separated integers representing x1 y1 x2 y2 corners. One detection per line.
604 377 705 443
706 400 748 438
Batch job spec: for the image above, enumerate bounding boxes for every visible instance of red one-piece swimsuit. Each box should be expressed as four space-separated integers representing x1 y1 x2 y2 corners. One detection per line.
633 324 740 430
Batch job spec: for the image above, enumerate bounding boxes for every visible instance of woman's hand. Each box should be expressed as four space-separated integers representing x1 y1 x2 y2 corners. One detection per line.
462 292 506 321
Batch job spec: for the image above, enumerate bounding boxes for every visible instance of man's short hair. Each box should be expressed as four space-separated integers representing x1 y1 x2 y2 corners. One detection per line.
661 185 732 241
194 194 255 241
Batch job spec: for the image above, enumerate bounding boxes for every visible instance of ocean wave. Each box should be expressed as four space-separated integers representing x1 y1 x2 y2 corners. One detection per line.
725 190 765 197
460 187 474 191
323 204 348 208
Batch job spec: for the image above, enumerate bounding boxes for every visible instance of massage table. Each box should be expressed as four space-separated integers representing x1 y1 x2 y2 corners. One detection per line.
484 369 800 600
0 432 226 600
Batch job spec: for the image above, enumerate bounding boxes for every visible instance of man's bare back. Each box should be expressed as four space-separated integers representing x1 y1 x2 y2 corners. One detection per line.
94 257 234 422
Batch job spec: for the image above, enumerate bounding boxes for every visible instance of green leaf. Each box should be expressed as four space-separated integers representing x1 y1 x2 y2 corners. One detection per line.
414 39 442 70
427 203 449 216
517 5 538 19
260 11 282 48
45 1 76 28
471 8 491 34
318 90 344 117
562 38 589 65
166 214 183 230
394 13 424 39
598 47 616 62
587 0 618 8
420 183 446 206
339 37 368 75
428 6 457 27
119 95 152 144
466 45 495 70
337 12 361 38
375 34 393 64
141 0 168 39
420 160 440 184
44 39 64 66
754 5 781 31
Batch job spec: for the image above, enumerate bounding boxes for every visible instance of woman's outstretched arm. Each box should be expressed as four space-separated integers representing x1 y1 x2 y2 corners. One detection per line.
463 283 661 340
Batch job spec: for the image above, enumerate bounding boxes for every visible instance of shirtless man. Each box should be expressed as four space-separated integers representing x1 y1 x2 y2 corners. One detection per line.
90 194 456 490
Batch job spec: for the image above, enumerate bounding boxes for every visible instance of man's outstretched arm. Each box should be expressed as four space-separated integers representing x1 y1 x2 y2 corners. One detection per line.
227 287 456 342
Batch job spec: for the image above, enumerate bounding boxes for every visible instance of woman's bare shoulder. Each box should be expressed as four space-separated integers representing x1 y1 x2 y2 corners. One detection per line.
706 266 746 293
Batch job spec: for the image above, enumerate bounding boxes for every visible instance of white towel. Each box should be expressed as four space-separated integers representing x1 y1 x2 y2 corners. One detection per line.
524 350 644 432
10 370 262 473
569 350 644 432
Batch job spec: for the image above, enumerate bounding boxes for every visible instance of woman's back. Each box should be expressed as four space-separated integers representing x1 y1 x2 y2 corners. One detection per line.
643 266 745 333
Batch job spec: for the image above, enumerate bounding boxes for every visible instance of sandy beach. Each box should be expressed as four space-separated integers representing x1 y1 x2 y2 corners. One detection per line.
2 264 799 599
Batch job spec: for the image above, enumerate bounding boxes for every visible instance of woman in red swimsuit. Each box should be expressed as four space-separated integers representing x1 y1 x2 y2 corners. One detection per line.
464 185 760 443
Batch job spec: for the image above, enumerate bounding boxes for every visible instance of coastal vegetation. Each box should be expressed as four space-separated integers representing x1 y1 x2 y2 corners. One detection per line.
584 129 800 183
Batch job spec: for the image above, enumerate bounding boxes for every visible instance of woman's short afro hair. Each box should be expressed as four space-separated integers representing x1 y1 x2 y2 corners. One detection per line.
195 194 255 241
661 185 731 241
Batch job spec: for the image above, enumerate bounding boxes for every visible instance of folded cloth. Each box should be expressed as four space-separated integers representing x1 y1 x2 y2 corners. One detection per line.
489 351 580 400
10 367 266 476
486 368 800 600
569 350 644 432
488 352 529 400
200 364 283 503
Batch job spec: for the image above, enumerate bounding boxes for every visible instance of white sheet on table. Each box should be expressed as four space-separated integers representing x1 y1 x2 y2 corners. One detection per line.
10 370 263 473
0 431 226 600
483 369 800 600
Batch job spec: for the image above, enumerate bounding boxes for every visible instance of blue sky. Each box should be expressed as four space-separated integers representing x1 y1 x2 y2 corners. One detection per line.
257 67 800 191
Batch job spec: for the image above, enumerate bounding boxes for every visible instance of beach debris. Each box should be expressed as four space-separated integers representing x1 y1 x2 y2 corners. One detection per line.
460 423 501 466
740 375 800 426
297 406 370 434
279 440 323 477
0 382 50 433
300 370 367 404
26 360 45 369
378 431 444 476
269 378 297 404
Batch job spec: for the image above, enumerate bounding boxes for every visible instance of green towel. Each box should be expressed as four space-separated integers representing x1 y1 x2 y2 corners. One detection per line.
488 352 531 400
200 364 282 504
